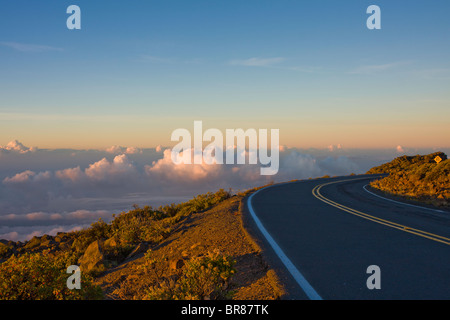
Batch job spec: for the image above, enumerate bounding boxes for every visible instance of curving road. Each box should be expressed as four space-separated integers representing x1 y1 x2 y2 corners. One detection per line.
245 174 450 300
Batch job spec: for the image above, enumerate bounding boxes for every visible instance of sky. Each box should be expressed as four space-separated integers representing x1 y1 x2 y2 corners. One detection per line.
0 1 450 241
1 0 449 149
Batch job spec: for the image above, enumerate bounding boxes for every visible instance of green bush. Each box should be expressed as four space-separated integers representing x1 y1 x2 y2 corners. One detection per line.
109 189 232 244
0 251 103 300
145 250 235 300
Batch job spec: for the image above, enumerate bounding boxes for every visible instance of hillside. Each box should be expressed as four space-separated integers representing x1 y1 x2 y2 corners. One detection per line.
0 189 284 300
366 151 450 208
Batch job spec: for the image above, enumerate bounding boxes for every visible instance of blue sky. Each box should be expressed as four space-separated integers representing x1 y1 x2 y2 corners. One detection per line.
1 0 450 148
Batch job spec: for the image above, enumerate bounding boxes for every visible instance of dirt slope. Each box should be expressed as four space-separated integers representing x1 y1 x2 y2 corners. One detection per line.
94 195 285 300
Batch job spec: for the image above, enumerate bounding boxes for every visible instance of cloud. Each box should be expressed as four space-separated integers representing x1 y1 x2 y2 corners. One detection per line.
140 55 175 64
229 57 285 67
287 66 322 73
3 170 52 184
2 154 144 215
106 146 142 154
0 140 36 154
0 208 114 241
125 147 142 154
0 224 87 242
146 149 226 183
0 231 19 242
3 170 36 184
56 166 84 183
4 142 420 241
54 154 140 187
0 42 63 53
396 145 405 153
145 147 361 186
139 55 204 65
106 145 125 154
319 156 360 175
106 145 142 154
85 154 137 182
350 61 412 75
279 152 322 178
1 147 361 192
327 144 342 152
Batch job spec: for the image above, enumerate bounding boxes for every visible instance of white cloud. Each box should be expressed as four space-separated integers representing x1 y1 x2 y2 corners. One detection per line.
146 149 224 182
125 147 142 154
2 143 417 242
0 140 36 154
287 66 323 73
106 145 142 154
0 224 87 242
140 55 175 64
327 144 342 152
396 145 405 153
56 166 84 182
3 170 52 185
0 231 19 242
229 57 285 67
0 209 113 224
0 42 63 53
278 145 288 152
26 212 51 221
106 145 125 154
85 154 136 181
3 170 36 184
350 61 412 75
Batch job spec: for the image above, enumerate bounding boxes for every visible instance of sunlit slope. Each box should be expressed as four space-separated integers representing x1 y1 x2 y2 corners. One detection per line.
367 152 449 208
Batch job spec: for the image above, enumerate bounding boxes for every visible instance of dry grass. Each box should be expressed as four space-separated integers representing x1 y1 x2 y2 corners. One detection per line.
94 195 286 300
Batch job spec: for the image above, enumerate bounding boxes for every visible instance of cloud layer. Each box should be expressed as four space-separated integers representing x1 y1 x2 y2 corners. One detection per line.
1 140 443 241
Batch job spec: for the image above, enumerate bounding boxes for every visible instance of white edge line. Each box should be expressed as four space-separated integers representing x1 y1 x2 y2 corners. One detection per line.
247 186 323 300
363 184 446 213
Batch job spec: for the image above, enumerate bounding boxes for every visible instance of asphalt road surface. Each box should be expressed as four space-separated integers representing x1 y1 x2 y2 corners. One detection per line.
245 174 450 300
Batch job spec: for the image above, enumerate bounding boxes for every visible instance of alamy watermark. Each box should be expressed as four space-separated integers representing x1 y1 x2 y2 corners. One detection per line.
366 265 381 290
65 4 380 31
66 265 81 290
170 121 280 176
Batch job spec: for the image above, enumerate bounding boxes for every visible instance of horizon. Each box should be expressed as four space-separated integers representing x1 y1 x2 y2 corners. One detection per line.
2 138 450 152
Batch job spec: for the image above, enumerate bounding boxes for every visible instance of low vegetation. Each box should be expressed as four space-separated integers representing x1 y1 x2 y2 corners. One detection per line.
0 251 102 300
367 152 449 208
144 249 235 300
0 189 233 300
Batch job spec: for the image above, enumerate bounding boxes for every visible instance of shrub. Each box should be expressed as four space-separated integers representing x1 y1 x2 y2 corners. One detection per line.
145 250 235 300
367 152 449 207
109 189 232 244
0 251 103 300
179 250 235 300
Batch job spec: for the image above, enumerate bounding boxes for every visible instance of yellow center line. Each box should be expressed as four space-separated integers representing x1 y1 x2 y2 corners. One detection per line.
312 178 450 246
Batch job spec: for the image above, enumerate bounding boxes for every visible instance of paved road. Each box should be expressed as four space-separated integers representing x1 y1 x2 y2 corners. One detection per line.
245 175 450 300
